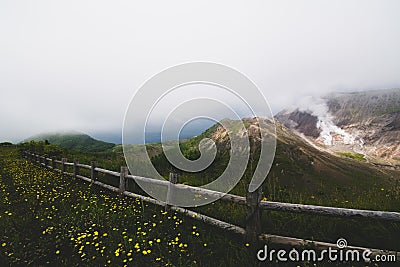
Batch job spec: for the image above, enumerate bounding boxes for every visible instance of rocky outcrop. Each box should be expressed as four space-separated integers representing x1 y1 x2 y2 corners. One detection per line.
275 89 400 165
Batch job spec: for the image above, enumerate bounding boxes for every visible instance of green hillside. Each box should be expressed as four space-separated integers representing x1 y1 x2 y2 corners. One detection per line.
25 132 115 152
0 147 254 266
152 118 399 203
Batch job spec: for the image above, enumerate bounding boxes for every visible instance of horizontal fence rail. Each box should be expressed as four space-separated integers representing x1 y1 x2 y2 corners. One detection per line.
259 201 400 222
23 151 400 261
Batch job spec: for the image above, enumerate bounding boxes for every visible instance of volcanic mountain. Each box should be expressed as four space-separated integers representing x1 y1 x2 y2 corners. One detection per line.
148 116 399 206
275 89 400 166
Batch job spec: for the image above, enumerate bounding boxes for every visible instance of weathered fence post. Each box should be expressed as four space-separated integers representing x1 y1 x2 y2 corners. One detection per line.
166 173 178 210
119 166 128 194
61 158 67 174
73 159 79 178
245 186 262 246
52 157 56 170
91 161 97 184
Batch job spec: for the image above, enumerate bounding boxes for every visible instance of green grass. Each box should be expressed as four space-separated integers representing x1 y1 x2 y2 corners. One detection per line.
4 140 400 266
21 140 400 250
0 147 257 266
336 152 366 161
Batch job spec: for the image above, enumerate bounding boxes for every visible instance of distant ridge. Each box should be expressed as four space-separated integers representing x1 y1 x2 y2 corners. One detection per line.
25 131 115 152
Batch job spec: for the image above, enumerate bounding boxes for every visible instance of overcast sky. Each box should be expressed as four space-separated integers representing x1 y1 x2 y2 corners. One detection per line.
1 0 400 143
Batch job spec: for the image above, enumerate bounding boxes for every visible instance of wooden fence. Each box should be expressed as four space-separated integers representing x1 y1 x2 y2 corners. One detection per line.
23 151 400 260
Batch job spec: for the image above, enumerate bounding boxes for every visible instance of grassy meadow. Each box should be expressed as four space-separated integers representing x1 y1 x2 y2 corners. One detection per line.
0 147 255 266
0 141 399 266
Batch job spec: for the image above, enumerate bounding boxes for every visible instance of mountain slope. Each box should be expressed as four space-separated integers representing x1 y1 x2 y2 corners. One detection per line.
149 117 399 209
275 88 400 165
25 131 116 152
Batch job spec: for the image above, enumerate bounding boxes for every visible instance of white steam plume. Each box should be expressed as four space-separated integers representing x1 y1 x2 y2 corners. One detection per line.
294 96 355 146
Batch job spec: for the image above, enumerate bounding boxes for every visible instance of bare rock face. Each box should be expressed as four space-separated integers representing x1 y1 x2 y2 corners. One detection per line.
275 89 400 165
278 110 321 138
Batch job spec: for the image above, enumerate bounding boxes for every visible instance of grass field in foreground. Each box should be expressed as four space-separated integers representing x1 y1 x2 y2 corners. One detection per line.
0 148 255 266
1 146 399 266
